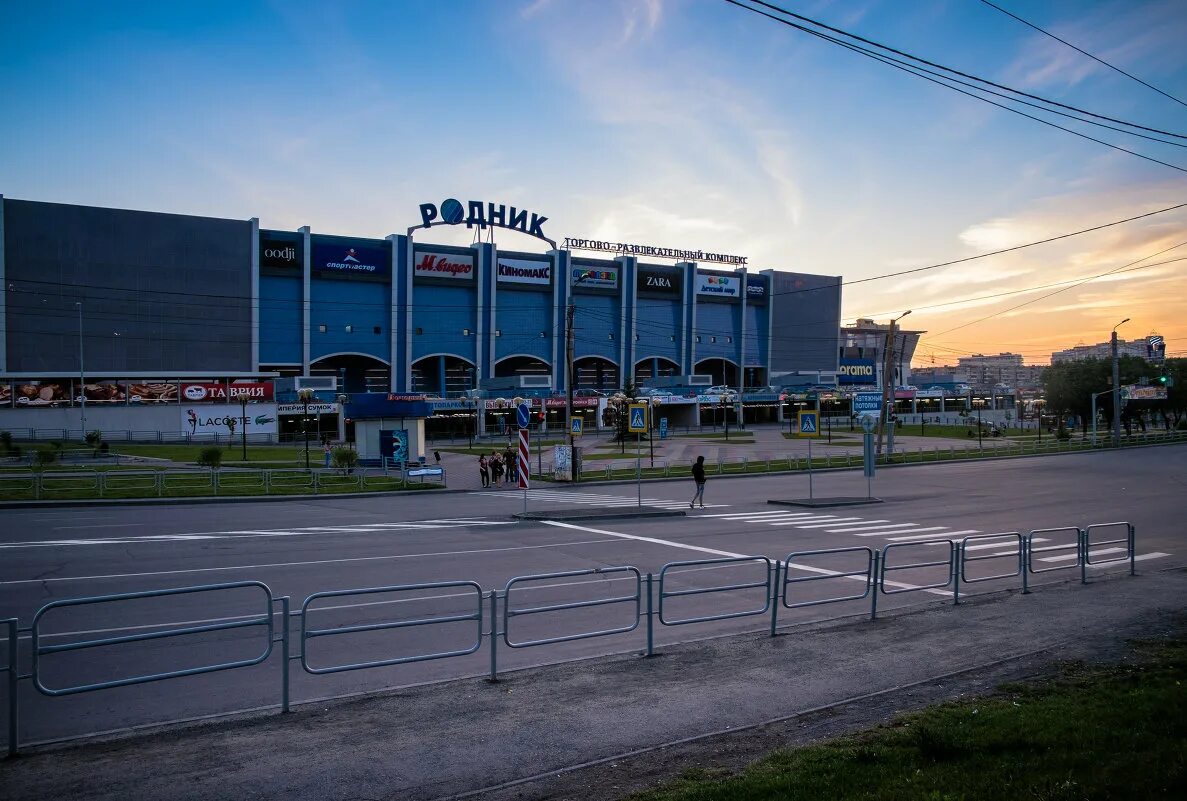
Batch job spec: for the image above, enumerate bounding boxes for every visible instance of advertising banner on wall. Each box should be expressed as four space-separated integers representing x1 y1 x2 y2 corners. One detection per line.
571 265 618 290
746 275 768 303
277 402 339 415
636 266 683 297
181 382 274 403
497 258 552 286
260 236 300 269
311 240 390 276
695 272 740 299
0 384 11 407
838 359 877 385
80 382 128 404
128 382 180 403
183 403 278 437
13 381 72 407
413 250 475 281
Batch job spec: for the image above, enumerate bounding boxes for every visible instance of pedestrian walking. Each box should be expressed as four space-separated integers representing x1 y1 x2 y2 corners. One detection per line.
323 442 332 468
479 454 489 488
690 455 706 508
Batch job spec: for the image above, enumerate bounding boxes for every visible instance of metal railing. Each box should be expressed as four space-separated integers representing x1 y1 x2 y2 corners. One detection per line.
0 466 446 500
0 520 1142 756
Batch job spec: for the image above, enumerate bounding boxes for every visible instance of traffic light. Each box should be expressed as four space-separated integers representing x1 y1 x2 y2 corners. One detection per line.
1158 374 1175 388
538 411 546 422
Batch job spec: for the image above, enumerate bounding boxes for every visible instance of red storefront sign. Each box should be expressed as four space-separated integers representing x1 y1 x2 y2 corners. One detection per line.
181 382 274 402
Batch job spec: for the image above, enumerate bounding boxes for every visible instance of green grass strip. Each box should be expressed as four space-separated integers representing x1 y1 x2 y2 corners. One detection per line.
630 637 1187 800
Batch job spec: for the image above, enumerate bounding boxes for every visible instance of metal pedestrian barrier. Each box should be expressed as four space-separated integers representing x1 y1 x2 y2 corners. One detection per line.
1 520 1143 757
1082 522 1135 583
658 556 773 626
879 540 955 595
502 567 641 649
299 580 484 675
29 582 275 697
1027 526 1082 574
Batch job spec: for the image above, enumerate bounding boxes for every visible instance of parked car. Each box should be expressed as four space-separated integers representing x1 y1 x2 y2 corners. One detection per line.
706 385 739 397
573 388 607 398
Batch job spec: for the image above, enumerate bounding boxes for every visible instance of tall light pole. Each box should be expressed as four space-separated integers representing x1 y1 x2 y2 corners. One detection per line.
567 272 590 482
76 301 86 438
1111 318 1130 447
239 395 249 461
876 310 911 457
298 388 315 470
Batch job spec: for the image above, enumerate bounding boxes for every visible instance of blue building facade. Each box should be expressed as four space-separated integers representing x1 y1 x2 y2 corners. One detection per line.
2 196 840 403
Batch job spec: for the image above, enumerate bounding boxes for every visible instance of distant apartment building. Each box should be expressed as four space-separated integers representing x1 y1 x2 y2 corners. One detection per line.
954 353 1046 391
1050 337 1162 363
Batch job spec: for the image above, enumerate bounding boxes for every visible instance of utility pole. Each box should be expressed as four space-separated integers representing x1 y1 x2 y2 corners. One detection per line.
76 301 86 439
566 297 578 481
1111 318 1129 447
876 310 910 457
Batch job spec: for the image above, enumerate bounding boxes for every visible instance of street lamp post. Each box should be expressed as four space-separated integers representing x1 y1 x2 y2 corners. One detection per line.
1111 318 1130 447
298 388 315 471
567 273 590 481
976 398 983 448
239 395 248 461
76 301 86 439
876 310 911 457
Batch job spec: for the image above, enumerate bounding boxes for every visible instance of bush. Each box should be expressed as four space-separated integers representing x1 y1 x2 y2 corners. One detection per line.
0 431 12 454
84 430 103 448
197 447 223 469
1055 424 1071 441
331 446 359 474
33 448 57 469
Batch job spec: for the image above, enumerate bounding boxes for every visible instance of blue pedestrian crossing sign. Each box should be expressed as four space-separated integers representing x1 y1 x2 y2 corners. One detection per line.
628 403 648 433
797 410 819 437
570 417 583 437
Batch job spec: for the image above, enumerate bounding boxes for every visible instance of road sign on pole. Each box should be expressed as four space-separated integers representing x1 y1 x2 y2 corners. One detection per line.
853 392 883 414
628 404 648 433
518 429 530 490
659 417 669 440
516 403 530 430
797 410 819 436
570 417 583 437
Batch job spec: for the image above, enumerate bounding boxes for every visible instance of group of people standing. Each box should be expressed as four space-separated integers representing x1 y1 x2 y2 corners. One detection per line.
479 446 519 488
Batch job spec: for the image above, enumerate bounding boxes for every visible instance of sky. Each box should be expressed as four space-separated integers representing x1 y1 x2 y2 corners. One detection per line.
1 0 1185 366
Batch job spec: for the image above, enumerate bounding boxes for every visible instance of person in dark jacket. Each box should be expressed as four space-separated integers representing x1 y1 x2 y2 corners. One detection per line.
690 455 707 508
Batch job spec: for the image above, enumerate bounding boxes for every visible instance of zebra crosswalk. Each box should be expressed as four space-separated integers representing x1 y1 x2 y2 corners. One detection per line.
696 510 1170 566
474 489 728 511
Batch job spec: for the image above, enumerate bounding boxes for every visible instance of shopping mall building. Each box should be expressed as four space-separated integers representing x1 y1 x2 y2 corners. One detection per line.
0 195 843 440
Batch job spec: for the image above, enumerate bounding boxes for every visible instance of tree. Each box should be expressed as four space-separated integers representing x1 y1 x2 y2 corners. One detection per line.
1043 355 1151 436
197 447 223 470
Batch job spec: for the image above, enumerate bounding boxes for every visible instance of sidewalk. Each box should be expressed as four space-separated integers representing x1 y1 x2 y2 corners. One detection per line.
3 567 1184 801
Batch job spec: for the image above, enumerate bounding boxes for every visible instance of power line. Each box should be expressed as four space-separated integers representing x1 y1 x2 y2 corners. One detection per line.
724 0 1187 172
733 0 1187 138
922 239 1187 339
978 0 1187 109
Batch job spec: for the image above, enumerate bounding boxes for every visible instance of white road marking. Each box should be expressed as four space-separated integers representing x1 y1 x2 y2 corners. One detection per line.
769 516 854 526
699 511 806 519
825 522 922 533
963 537 1036 552
781 517 868 528
540 521 950 596
52 523 149 530
885 529 980 542
854 526 949 538
1090 552 1167 566
1040 547 1126 563
0 519 517 549
0 538 621 586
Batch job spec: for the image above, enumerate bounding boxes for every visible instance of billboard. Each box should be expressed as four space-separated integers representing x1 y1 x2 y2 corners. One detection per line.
12 380 72 407
413 250 475 281
838 359 877 385
311 240 390 276
745 275 767 303
183 404 278 437
571 265 618 290
497 258 552 286
128 382 180 404
181 382 274 403
260 236 300 269
636 266 682 297
695 272 740 299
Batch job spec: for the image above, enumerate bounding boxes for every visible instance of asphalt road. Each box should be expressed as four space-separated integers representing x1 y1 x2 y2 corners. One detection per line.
1 443 1184 747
